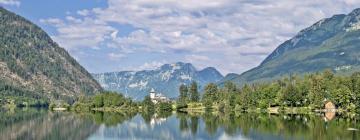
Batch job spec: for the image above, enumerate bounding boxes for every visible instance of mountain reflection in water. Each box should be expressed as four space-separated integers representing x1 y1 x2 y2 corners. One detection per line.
0 108 98 140
0 109 359 140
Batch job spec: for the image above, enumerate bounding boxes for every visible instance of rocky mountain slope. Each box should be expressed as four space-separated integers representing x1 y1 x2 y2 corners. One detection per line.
93 62 223 100
226 8 360 86
0 7 102 102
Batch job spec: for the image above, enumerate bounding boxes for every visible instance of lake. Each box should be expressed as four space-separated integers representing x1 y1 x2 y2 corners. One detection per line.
0 108 359 140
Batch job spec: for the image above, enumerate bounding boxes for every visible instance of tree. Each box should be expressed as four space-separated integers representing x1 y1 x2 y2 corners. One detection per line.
93 95 104 107
223 82 237 111
202 83 218 110
309 75 326 108
158 102 172 111
281 81 300 107
350 72 360 108
333 85 356 111
179 84 188 100
224 81 237 94
102 92 125 107
178 84 188 107
190 81 199 102
236 84 254 110
142 95 155 112
269 83 281 106
203 83 218 101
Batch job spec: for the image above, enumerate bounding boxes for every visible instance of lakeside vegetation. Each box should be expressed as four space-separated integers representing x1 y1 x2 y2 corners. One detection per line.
4 70 360 116
0 81 49 108
71 91 137 112
176 70 360 114
42 70 358 116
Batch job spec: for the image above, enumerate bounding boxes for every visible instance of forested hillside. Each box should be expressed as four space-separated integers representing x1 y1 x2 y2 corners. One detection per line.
0 7 102 104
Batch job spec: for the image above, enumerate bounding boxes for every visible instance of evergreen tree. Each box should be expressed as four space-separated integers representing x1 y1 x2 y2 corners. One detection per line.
202 83 218 110
190 81 199 102
224 81 237 110
309 75 326 108
93 95 104 108
237 84 254 110
179 84 188 102
203 83 218 101
143 95 155 112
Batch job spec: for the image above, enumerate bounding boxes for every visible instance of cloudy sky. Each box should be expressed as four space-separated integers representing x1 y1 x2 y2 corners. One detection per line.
2 0 360 75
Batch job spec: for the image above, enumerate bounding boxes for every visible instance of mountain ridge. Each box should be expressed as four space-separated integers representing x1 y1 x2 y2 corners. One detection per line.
92 62 223 100
225 8 360 86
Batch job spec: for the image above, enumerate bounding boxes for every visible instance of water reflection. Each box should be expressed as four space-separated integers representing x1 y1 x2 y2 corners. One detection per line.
88 112 360 140
324 111 336 122
89 111 137 127
0 109 360 140
0 108 98 140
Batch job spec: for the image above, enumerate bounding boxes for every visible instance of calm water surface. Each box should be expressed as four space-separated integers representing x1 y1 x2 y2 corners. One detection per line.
0 108 359 140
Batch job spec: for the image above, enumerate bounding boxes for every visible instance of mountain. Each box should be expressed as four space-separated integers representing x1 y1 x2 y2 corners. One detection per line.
217 73 240 86
92 62 223 100
0 7 102 102
227 8 360 85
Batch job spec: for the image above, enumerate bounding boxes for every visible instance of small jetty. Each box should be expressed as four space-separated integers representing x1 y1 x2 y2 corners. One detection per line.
52 107 67 111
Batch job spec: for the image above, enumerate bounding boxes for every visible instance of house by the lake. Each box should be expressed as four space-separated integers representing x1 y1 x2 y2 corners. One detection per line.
149 88 170 104
323 101 336 122
324 101 336 112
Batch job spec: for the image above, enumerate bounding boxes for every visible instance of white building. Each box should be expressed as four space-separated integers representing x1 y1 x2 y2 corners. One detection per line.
149 88 170 104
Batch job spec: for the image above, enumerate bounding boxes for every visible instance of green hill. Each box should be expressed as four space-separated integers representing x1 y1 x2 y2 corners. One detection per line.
227 8 360 86
0 7 102 104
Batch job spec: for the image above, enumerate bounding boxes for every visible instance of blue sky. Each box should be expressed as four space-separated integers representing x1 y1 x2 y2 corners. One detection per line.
2 0 360 75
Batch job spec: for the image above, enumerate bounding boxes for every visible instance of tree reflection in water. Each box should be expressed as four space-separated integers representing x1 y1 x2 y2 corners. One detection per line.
0 108 98 140
173 112 360 140
1 109 360 140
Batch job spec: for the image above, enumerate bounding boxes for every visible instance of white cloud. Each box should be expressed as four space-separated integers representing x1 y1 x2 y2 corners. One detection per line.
0 0 20 6
39 18 64 27
135 61 168 71
108 53 125 60
77 9 90 16
185 54 210 62
344 0 360 5
40 0 360 74
42 16 117 50
140 61 165 70
110 30 118 39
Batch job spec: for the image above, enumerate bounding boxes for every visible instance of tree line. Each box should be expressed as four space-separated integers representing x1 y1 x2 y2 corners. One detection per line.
177 70 360 113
